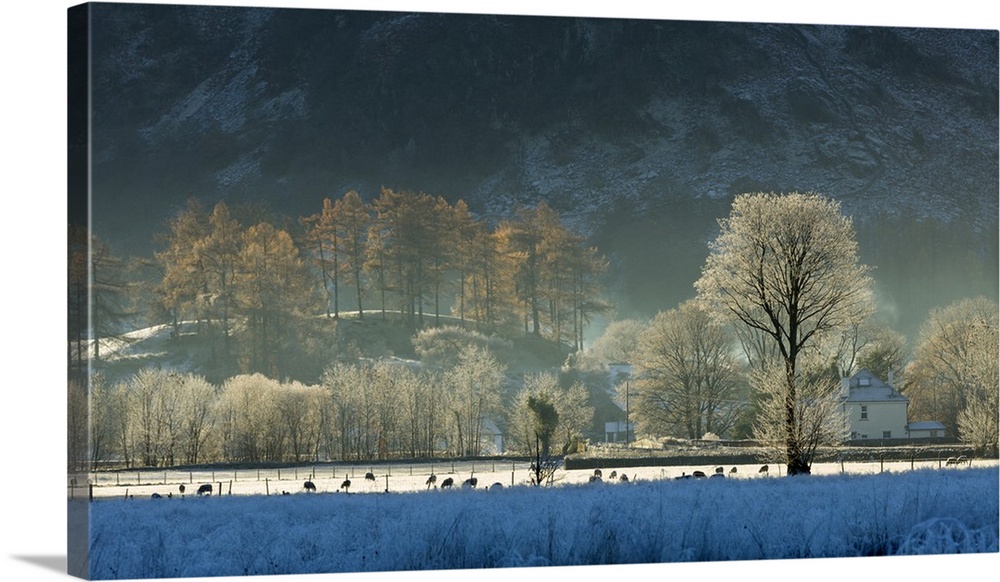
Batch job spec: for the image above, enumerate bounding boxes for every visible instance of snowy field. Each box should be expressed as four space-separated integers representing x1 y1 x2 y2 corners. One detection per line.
78 463 999 580
78 458 997 500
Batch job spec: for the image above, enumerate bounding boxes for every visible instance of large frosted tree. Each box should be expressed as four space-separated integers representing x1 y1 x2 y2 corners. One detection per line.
695 192 873 475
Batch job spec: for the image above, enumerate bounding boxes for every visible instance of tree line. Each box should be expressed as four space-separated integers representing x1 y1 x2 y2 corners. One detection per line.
70 340 594 470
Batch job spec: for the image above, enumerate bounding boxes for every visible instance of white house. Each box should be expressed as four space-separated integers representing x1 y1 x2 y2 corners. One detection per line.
479 418 505 455
839 369 909 441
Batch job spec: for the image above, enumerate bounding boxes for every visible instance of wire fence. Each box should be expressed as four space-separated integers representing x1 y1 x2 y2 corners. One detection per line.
69 455 995 502
72 459 539 501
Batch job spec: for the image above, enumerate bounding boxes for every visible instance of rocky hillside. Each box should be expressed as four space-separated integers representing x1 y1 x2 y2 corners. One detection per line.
77 4 998 338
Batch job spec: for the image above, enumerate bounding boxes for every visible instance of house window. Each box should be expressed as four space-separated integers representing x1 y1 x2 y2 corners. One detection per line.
860 405 868 421
859 377 870 386
883 431 891 439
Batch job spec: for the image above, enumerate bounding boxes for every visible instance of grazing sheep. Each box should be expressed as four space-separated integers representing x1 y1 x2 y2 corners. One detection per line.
593 469 603 478
609 470 617 479
178 484 186 495
365 472 376 482
759 465 769 475
715 466 724 474
151 493 162 499
340 479 351 492
426 474 438 489
282 491 290 495
462 477 478 489
489 482 504 491
693 470 707 478
304 480 316 492
197 484 212 496
440 477 454 489
730 467 738 474
620 474 630 483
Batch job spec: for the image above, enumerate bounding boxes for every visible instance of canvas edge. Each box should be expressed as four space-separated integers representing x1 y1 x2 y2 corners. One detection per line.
67 2 92 580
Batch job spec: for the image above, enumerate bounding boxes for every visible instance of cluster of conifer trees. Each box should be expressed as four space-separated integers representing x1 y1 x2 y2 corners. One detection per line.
147 188 608 378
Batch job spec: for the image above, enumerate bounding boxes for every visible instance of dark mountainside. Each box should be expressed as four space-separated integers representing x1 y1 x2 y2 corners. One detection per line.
85 4 999 341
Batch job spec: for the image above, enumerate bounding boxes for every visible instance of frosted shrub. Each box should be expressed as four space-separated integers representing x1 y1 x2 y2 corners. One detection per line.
896 518 999 555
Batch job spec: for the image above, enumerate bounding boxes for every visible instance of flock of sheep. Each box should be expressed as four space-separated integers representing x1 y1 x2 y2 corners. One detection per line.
147 463 776 500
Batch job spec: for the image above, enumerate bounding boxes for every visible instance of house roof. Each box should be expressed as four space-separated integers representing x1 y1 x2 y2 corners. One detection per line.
841 368 909 403
906 421 946 431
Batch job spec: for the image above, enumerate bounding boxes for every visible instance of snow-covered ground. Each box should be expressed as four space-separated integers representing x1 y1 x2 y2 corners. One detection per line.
79 458 997 500
78 463 999 580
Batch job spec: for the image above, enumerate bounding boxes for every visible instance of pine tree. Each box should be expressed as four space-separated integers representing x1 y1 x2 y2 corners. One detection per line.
154 199 210 339
234 222 318 377
335 190 370 319
302 197 340 318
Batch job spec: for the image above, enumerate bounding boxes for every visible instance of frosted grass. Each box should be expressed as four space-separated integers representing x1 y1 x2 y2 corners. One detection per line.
84 467 998 580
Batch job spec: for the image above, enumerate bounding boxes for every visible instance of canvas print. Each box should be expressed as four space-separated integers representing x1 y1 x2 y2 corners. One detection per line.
67 2 999 580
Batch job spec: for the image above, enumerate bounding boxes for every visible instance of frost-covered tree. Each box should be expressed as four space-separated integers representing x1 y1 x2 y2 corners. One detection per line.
174 373 218 465
695 192 874 474
87 373 119 467
322 360 438 460
750 357 850 469
412 325 513 369
218 374 278 462
114 369 219 467
586 319 647 365
904 296 998 452
630 300 744 440
67 378 89 472
825 320 907 381
507 372 593 456
445 346 506 456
